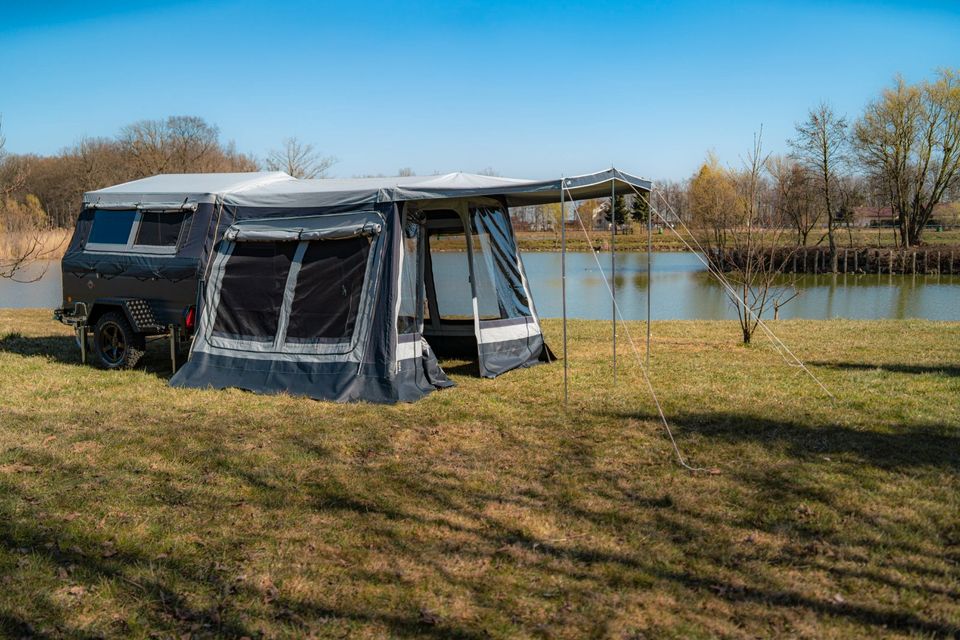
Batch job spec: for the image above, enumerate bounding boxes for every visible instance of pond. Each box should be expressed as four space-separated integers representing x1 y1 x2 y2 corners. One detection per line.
3 254 960 321
443 251 960 321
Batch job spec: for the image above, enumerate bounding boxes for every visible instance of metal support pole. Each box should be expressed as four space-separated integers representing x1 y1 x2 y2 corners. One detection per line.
647 187 653 368
78 325 86 365
169 325 177 373
560 179 568 407
611 172 616 384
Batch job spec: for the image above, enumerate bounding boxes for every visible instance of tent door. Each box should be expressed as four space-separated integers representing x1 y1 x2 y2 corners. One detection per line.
422 209 478 358
420 203 546 377
468 205 545 377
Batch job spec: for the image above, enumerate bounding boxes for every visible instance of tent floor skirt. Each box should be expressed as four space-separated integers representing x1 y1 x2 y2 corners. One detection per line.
170 351 451 404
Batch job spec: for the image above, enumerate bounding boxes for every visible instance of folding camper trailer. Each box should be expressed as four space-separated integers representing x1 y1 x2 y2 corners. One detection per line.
56 169 651 403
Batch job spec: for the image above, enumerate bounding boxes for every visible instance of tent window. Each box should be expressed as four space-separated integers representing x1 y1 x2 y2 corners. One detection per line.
469 227 505 320
134 211 187 247
398 214 422 334
472 207 532 319
285 237 371 342
88 209 137 245
429 230 474 321
212 242 297 340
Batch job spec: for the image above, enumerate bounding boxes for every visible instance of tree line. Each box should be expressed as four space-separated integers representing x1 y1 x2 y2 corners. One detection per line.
0 116 335 229
673 68 960 344
681 68 960 264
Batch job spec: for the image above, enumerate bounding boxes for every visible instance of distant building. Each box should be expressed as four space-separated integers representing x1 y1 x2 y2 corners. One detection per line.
852 203 958 228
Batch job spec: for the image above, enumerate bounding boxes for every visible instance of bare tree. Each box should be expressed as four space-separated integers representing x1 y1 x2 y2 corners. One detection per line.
767 155 820 245
265 137 336 179
117 116 256 177
1 117 59 279
789 102 849 271
690 131 798 343
853 69 960 247
0 116 26 199
397 167 415 177
834 173 866 246
655 179 690 224
477 167 500 177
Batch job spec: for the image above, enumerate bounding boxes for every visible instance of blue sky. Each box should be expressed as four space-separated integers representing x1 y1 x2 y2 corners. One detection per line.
1 1 958 180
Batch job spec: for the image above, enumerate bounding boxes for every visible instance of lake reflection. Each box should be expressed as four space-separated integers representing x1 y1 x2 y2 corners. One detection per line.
3 255 960 321
514 252 960 321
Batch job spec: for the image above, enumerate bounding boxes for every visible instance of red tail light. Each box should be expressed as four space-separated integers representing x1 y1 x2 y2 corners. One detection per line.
184 306 196 332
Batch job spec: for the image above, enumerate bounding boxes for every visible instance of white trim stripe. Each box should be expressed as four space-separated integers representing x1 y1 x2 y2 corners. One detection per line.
396 338 421 361
478 320 540 345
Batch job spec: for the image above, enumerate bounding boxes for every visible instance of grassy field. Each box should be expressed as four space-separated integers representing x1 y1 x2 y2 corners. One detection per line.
0 309 958 638
442 227 960 253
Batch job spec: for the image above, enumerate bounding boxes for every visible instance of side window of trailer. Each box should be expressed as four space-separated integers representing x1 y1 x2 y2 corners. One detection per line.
134 211 188 247
87 209 138 245
86 209 190 254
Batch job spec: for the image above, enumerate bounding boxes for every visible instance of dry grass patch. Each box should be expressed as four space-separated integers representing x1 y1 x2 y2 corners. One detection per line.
0 228 70 262
0 309 958 638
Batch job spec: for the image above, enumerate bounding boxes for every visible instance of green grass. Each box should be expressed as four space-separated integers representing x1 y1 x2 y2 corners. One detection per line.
499 228 960 253
1 309 959 639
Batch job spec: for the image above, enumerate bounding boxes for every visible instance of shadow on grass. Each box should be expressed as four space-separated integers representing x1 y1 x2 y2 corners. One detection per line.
0 333 77 362
0 476 485 639
4 419 959 638
367 462 959 637
810 360 960 377
0 479 256 638
606 408 960 472
435 359 481 377
0 332 179 379
2 336 958 635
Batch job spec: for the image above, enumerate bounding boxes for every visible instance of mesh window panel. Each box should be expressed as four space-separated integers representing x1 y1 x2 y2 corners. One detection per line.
88 209 137 244
135 211 187 246
398 215 422 334
285 237 371 342
429 232 475 320
469 227 505 320
473 207 532 318
212 242 297 340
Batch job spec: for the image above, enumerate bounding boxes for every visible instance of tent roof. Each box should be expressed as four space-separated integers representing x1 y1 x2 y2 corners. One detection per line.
85 171 294 205
84 169 652 209
393 169 652 206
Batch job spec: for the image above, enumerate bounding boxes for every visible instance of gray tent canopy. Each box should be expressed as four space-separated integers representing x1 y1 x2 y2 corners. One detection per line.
82 168 650 402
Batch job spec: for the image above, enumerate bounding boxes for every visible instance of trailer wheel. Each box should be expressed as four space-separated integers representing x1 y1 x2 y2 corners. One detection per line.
93 312 144 369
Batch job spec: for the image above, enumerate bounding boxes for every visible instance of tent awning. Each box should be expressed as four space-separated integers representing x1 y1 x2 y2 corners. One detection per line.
392 168 652 206
84 168 652 210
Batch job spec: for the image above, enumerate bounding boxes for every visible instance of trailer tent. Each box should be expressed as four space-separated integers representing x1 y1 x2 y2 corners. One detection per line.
76 169 651 402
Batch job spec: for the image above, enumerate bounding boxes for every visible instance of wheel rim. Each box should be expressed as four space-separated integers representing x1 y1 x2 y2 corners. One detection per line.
98 322 126 365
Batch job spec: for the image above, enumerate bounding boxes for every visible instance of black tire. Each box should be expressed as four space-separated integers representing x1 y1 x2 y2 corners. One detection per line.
92 312 144 370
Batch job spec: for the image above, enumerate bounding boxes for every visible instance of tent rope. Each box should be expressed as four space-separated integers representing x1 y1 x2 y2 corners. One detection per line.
563 185 708 473
627 184 835 401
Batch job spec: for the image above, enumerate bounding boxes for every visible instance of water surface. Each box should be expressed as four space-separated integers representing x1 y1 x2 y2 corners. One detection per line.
3 255 959 321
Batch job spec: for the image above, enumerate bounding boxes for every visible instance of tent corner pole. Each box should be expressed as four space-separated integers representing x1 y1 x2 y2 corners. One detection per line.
647 185 653 368
560 177 568 408
611 169 616 386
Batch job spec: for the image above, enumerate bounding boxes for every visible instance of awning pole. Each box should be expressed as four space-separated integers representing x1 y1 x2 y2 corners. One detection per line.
560 178 568 407
611 170 616 385
647 184 653 367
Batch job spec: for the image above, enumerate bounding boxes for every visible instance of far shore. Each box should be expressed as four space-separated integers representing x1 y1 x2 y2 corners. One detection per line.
3 227 960 262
